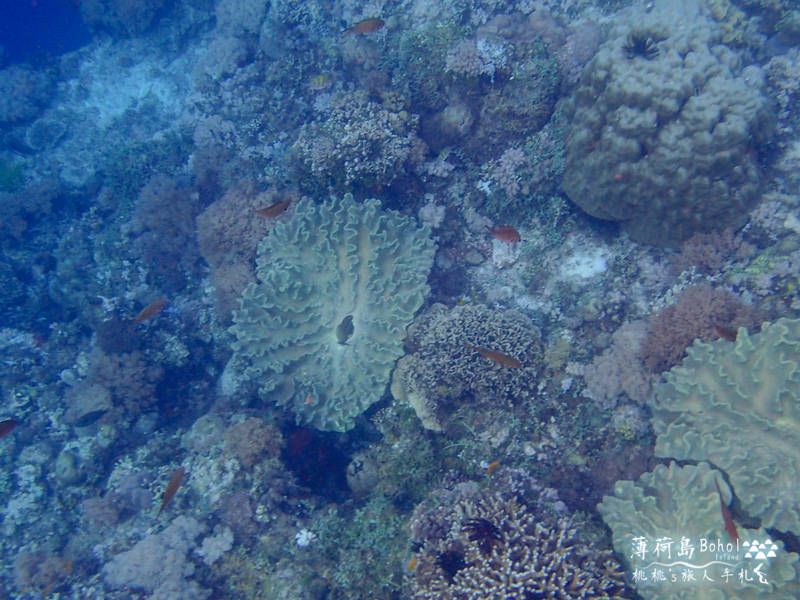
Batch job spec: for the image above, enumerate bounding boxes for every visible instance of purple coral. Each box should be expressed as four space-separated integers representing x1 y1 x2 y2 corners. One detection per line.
639 284 763 373
127 174 203 291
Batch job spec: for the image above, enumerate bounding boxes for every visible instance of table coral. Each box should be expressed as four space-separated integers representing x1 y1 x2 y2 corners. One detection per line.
652 318 800 535
598 461 800 600
229 195 435 431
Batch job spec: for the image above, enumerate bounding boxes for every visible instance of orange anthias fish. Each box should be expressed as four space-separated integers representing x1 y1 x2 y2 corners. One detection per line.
253 198 292 218
344 17 385 35
714 478 739 544
157 466 185 518
133 297 168 325
467 344 522 368
407 556 419 573
488 226 521 243
0 418 18 440
712 323 737 342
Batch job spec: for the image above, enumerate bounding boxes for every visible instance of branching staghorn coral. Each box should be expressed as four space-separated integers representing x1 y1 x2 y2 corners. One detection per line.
409 492 633 599
228 195 435 431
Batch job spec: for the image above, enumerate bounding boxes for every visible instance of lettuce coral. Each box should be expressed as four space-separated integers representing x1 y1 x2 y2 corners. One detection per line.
598 461 800 600
229 195 435 431
651 318 800 535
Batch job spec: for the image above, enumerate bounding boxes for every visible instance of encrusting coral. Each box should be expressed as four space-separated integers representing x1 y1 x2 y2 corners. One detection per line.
562 0 773 246
598 462 800 600
228 194 435 431
651 317 800 536
409 492 633 599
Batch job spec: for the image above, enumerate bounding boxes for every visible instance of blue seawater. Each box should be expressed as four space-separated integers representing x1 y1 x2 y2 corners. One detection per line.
0 0 90 64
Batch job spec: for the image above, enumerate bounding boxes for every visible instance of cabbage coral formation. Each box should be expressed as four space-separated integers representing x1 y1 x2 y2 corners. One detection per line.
598 462 800 600
391 303 543 431
651 317 800 535
563 0 773 246
229 195 435 432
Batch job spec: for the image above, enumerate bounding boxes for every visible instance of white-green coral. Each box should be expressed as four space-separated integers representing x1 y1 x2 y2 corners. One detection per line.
229 195 435 431
598 462 800 600
652 318 800 535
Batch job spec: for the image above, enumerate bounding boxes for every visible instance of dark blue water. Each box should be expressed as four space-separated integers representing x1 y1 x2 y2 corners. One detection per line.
0 0 90 64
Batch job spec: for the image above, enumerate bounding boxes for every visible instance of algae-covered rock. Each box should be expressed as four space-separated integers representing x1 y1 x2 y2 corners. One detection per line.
229 195 435 431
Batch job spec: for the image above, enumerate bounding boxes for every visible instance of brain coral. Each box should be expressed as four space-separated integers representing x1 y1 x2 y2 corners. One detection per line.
562 0 773 246
598 461 800 600
651 318 800 535
229 195 435 432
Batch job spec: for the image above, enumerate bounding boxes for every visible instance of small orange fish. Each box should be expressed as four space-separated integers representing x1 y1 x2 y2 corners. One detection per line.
488 226 521 243
467 344 522 369
133 297 168 324
712 323 737 342
157 466 185 518
714 478 738 544
304 395 314 405
253 198 292 218
344 17 385 35
407 556 419 573
486 460 500 474
0 418 17 440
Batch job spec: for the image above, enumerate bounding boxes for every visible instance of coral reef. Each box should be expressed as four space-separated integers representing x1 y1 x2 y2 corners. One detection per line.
671 229 748 276
582 319 654 408
86 347 163 416
13 549 72 595
195 181 277 320
391 303 542 431
103 515 209 599
292 90 426 189
639 283 762 373
651 317 800 536
0 65 54 124
409 491 633 599
598 461 800 599
309 494 408 599
224 417 282 468
127 174 203 292
229 195 435 431
79 0 171 34
563 0 773 246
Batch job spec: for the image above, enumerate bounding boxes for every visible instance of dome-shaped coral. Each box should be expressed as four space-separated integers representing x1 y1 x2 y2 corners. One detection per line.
228 195 435 432
563 1 773 246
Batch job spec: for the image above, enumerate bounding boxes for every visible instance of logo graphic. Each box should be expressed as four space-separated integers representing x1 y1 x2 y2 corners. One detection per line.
626 535 780 588
743 539 778 560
